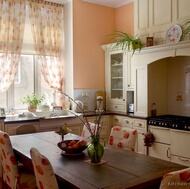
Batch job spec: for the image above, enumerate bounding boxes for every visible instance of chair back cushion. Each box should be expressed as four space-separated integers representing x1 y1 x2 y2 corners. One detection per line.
0 131 19 188
160 168 190 189
30 147 59 189
81 122 101 139
108 126 137 151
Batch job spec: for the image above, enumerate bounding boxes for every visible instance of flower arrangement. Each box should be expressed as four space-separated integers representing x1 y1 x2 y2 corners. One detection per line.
62 92 105 163
62 92 105 137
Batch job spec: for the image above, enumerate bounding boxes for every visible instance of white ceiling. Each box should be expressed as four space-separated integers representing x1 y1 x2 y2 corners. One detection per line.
82 0 133 8
46 0 133 7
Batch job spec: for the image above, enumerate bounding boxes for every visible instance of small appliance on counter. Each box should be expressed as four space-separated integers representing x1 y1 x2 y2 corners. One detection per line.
0 108 5 116
95 91 106 112
72 100 84 113
128 103 134 113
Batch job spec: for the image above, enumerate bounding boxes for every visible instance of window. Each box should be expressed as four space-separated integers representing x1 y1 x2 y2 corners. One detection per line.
0 54 54 112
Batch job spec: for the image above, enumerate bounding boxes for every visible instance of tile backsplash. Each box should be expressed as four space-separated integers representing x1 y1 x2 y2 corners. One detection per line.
74 89 105 111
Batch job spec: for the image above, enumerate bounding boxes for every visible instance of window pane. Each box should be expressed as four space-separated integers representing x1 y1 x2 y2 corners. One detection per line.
0 92 7 108
14 55 34 110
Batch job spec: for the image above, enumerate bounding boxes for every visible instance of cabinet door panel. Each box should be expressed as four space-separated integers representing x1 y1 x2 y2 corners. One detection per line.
149 126 170 144
171 129 190 158
148 142 170 161
171 155 190 167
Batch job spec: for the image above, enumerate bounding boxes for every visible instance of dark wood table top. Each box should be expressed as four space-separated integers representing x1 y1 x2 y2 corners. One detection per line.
10 131 187 189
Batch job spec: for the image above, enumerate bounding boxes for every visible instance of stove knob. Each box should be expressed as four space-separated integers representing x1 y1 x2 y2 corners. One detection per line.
159 122 162 126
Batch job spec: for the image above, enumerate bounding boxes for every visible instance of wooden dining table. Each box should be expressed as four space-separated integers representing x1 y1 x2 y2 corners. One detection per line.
10 131 187 189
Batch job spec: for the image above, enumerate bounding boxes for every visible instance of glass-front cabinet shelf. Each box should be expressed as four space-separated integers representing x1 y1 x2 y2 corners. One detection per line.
110 53 123 99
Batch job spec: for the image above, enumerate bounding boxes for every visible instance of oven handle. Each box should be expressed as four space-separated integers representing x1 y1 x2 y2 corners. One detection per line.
167 147 171 158
171 129 188 133
149 126 170 130
178 157 190 162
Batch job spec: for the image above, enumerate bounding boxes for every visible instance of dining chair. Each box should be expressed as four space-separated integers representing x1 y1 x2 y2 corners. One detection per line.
0 131 36 189
30 147 59 189
16 124 36 135
108 126 137 151
81 122 101 139
159 167 190 189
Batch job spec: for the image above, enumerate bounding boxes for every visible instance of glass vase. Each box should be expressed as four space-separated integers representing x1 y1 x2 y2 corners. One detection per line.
87 136 104 163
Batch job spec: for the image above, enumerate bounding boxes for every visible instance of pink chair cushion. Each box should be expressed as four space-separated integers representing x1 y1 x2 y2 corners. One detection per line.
160 168 190 189
108 126 137 151
0 131 36 189
81 122 101 139
30 147 59 189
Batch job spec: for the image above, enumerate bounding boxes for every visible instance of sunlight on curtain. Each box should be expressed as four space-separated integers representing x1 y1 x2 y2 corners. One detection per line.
0 0 26 92
28 0 64 107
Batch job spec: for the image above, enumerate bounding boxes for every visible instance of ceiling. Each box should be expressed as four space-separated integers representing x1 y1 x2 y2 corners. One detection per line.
46 0 133 7
82 0 133 8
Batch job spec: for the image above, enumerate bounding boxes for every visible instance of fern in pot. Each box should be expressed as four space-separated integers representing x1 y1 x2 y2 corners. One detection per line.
108 31 143 55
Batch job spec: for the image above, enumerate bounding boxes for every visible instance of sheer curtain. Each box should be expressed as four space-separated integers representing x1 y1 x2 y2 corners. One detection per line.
0 0 26 92
28 0 64 107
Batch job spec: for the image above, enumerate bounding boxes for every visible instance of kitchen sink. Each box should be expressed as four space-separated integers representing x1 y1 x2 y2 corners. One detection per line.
24 110 80 119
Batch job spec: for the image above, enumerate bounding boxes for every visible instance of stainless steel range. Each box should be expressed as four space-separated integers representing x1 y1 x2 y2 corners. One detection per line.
148 115 190 131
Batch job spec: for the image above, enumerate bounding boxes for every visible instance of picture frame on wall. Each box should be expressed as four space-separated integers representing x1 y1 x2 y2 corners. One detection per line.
146 37 154 47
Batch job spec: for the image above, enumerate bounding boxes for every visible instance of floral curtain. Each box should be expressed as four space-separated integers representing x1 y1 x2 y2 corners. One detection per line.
0 0 26 92
28 0 64 106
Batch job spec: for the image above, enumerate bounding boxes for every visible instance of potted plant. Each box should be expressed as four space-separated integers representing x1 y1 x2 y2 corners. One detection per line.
20 93 45 112
108 31 143 55
181 19 190 40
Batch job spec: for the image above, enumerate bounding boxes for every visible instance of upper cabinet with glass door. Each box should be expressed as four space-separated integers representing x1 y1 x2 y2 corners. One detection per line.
102 44 127 112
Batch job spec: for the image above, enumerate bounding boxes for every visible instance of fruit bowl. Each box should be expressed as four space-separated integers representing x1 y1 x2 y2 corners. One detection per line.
57 139 88 154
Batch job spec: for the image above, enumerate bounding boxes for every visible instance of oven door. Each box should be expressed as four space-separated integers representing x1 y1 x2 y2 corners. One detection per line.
171 129 190 159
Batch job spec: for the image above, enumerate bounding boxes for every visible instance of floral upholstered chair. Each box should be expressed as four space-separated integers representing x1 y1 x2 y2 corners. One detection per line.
160 168 190 189
108 126 137 151
81 122 101 139
30 147 59 189
0 131 36 189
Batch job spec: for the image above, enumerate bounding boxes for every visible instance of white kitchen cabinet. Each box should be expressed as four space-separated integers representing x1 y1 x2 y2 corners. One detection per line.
39 117 83 135
5 121 40 136
102 44 127 112
148 126 171 161
133 62 147 116
0 119 4 131
127 52 135 90
111 115 147 155
134 0 190 45
87 115 110 142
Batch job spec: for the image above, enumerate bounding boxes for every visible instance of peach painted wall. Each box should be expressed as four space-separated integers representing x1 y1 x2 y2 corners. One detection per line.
73 0 134 89
115 3 134 36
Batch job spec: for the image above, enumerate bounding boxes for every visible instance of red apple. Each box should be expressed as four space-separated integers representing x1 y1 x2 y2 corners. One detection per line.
68 140 77 146
77 140 87 147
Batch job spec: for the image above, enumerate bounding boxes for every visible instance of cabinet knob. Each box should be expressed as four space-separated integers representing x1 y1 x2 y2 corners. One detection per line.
125 120 129 123
115 106 117 108
115 118 118 122
138 123 142 126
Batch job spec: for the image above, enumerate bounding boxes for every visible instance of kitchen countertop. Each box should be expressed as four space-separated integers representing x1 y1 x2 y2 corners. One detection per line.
3 110 148 124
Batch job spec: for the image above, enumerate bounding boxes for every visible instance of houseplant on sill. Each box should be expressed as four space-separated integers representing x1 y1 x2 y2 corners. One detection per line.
108 31 143 55
20 93 45 112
